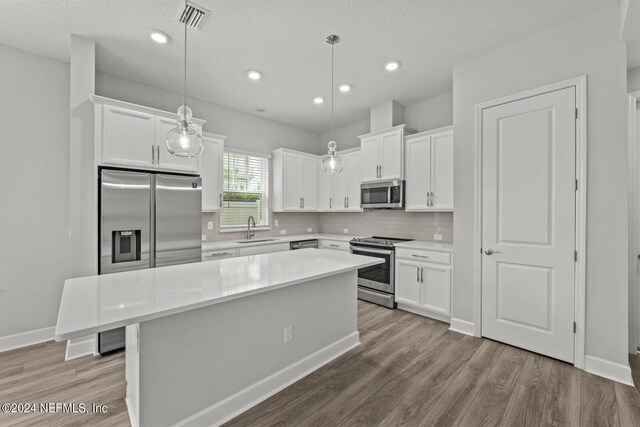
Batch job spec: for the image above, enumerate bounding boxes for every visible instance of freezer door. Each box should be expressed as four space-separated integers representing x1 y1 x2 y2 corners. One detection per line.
155 174 202 267
100 170 152 274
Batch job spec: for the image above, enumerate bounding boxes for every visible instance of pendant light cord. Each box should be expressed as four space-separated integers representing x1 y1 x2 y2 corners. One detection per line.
330 40 334 144
183 0 188 110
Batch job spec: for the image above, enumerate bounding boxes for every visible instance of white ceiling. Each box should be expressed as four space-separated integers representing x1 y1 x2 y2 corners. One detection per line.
0 0 630 133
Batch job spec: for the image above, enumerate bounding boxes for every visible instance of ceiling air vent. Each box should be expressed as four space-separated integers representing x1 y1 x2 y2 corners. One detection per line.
177 1 210 30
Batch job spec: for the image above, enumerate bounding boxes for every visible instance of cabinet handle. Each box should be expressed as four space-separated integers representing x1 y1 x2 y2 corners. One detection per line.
380 165 382 178
219 193 222 208
156 146 160 164
430 192 434 207
344 197 347 208
421 267 424 283
205 251 233 257
412 254 430 259
346 196 349 208
427 192 430 207
302 197 305 209
416 266 420 282
329 244 340 248
329 197 332 209
151 145 155 164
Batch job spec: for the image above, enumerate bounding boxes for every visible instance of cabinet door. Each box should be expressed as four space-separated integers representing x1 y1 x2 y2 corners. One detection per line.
319 167 334 211
283 153 302 210
333 155 350 211
238 242 290 256
301 156 317 210
201 136 224 212
380 129 403 179
154 117 200 173
405 135 431 210
103 105 155 167
421 263 451 315
395 260 422 307
430 130 454 210
360 136 381 182
347 151 361 210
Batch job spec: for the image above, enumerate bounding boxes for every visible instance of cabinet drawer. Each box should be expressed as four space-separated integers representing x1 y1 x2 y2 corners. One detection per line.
202 249 237 261
320 239 350 251
396 248 451 265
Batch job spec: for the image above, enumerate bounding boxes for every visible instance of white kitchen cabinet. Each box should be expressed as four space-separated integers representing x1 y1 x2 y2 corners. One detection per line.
319 239 350 251
93 95 205 174
405 126 453 211
395 246 452 321
201 133 226 212
238 242 289 256
359 125 413 182
272 149 318 212
202 249 238 261
317 149 362 212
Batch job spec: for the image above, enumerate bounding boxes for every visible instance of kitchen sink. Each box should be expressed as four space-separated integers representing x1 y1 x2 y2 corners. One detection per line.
235 238 280 244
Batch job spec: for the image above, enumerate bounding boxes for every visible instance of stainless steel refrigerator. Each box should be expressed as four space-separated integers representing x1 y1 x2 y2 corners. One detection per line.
98 168 202 354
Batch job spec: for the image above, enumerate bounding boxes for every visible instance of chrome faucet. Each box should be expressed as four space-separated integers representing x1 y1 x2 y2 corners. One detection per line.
247 216 256 240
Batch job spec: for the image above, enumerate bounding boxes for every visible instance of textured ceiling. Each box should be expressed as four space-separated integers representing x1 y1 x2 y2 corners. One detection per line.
0 0 623 133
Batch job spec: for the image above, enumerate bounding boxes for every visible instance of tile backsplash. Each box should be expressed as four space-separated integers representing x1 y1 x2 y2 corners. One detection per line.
202 210 452 243
320 211 453 243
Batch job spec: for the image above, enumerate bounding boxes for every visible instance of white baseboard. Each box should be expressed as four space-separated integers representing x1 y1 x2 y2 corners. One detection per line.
125 397 139 427
449 318 476 336
65 334 97 361
174 331 360 427
0 326 55 353
397 303 451 323
584 355 634 386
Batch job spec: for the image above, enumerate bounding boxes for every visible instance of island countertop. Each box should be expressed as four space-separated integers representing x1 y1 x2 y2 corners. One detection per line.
55 248 382 341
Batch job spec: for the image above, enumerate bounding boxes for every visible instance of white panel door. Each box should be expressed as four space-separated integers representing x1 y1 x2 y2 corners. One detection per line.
361 136 381 182
405 135 431 210
482 86 576 363
283 154 302 210
431 130 454 210
334 155 350 211
103 105 155 167
395 260 422 306
380 129 403 179
347 151 361 210
301 156 317 211
201 135 224 212
154 117 200 173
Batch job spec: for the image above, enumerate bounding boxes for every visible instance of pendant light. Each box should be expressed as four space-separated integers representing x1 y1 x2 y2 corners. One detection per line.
166 0 203 157
321 35 344 174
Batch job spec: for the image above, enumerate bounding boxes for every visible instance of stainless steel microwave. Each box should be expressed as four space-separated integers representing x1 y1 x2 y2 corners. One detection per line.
360 180 405 209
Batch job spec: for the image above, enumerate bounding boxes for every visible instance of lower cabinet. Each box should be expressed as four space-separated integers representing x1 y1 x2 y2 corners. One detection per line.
319 239 350 251
202 242 290 261
395 248 452 319
202 249 238 261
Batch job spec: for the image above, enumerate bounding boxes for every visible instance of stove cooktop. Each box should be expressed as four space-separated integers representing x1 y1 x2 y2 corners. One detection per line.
350 236 414 248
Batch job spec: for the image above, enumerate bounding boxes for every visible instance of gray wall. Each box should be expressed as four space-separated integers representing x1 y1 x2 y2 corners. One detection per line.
630 66 640 92
202 212 321 242
453 5 629 365
96 72 323 155
0 44 70 337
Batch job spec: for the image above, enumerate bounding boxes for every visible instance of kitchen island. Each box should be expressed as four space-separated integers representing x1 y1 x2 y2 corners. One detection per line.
55 248 382 427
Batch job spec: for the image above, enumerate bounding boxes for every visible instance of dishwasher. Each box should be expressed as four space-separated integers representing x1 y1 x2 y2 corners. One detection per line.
289 239 319 250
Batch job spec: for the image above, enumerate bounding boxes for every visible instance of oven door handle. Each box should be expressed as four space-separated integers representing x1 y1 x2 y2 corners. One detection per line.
351 246 393 256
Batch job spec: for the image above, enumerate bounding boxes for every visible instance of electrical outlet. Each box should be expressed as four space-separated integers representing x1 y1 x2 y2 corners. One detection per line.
283 325 293 343
343 228 349 234
274 219 279 227
280 229 287 235
201 235 206 241
307 228 313 232
433 234 443 241
207 221 213 230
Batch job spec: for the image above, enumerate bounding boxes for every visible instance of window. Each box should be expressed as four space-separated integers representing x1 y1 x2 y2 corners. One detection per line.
221 151 270 229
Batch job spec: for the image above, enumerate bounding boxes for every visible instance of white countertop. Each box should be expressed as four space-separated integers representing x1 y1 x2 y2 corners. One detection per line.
394 240 454 252
202 233 364 251
55 249 382 341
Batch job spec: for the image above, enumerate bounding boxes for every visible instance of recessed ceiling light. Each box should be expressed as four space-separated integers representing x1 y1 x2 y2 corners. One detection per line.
385 61 400 71
339 84 351 93
149 30 170 44
247 70 263 80
313 97 324 104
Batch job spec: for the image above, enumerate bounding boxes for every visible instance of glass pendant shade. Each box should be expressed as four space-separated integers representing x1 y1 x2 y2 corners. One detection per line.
166 105 203 157
321 140 344 174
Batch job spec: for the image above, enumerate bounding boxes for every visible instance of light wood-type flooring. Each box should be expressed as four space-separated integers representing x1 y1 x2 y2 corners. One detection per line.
3 301 640 426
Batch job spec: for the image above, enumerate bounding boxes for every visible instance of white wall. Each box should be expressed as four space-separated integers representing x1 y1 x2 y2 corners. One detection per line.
453 5 629 365
630 66 640 92
0 44 70 337
95 73 322 155
319 92 453 150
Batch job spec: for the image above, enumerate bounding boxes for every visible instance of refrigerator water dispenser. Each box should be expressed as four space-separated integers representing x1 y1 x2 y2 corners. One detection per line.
112 230 141 263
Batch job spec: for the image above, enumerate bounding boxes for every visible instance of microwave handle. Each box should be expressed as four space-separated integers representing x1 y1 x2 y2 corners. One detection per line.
388 186 392 203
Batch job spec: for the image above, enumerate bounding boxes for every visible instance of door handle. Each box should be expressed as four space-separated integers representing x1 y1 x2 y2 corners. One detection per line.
151 145 155 164
420 267 424 283
484 249 502 255
417 266 420 282
156 146 160 164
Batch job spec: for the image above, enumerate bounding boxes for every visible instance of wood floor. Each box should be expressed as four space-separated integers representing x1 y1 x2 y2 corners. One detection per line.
2 301 640 426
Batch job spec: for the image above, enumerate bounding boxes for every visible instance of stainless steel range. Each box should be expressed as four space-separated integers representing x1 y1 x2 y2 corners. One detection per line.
350 236 413 309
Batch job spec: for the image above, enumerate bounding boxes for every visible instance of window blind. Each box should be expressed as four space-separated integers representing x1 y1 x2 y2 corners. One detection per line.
221 151 270 228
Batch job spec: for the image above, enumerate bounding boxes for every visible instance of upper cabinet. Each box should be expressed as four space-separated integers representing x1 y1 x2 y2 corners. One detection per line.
272 149 317 212
317 149 362 212
405 126 454 211
201 133 226 212
92 95 205 174
359 125 414 182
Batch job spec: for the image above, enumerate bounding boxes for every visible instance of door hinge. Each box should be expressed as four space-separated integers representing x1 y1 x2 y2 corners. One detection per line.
574 250 578 262
575 179 578 191
575 108 578 120
573 322 577 333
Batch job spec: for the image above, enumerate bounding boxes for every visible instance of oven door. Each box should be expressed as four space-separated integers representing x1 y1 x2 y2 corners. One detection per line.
350 245 394 293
